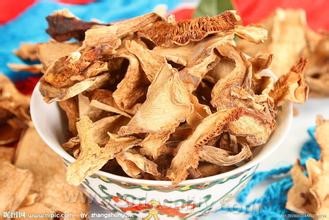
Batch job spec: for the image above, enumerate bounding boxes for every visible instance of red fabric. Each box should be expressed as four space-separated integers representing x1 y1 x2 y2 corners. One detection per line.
233 0 329 31
15 77 40 95
0 0 35 24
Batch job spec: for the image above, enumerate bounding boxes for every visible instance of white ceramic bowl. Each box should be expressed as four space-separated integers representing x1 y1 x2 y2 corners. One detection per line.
31 82 293 219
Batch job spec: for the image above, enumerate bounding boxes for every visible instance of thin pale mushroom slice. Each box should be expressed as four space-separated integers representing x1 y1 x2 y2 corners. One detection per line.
0 161 33 212
15 43 39 61
200 144 252 166
269 58 309 106
116 155 142 178
138 10 240 47
90 100 131 118
211 44 249 109
125 40 166 81
7 63 42 74
119 64 193 135
233 25 268 44
118 150 161 178
38 41 80 69
58 97 79 135
186 94 212 128
140 132 171 159
67 116 140 185
39 72 110 103
112 53 148 114
167 108 244 184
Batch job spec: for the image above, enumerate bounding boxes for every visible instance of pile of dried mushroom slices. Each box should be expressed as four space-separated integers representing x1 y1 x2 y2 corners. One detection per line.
15 9 309 185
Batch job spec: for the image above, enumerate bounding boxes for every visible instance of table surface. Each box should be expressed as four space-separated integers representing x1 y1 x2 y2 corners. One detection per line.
90 98 329 219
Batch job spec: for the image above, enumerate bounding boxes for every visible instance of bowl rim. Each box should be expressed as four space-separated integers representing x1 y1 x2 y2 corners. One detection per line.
31 82 293 186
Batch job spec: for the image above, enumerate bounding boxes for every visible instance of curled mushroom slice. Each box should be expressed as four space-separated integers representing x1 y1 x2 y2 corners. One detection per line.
66 116 140 185
139 10 239 47
269 58 308 106
15 43 39 61
140 132 171 159
39 73 110 103
200 144 252 166
119 64 192 135
167 108 243 183
116 155 142 178
118 151 160 178
112 53 148 113
125 40 165 81
211 44 249 109
58 97 79 135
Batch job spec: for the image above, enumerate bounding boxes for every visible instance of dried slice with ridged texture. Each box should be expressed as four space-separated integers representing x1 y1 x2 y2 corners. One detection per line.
167 108 243 183
270 58 308 106
46 9 105 42
0 161 33 212
112 53 148 114
119 64 192 135
39 73 110 103
67 116 140 185
125 40 165 81
139 10 239 47
58 97 79 136
200 144 252 166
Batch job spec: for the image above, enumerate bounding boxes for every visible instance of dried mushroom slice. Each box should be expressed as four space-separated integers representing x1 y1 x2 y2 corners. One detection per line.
119 64 193 135
112 52 149 113
118 150 160 178
286 117 329 216
15 43 39 61
200 144 252 166
125 40 166 81
0 146 15 162
46 9 105 42
39 72 110 103
0 121 24 145
38 42 80 70
140 132 171 159
0 161 33 212
58 97 79 136
270 58 308 106
7 63 42 74
67 116 140 185
211 44 249 109
116 155 142 178
167 108 243 183
139 10 239 47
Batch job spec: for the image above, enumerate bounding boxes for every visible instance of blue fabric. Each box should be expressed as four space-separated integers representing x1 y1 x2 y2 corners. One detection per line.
0 0 179 81
218 126 319 219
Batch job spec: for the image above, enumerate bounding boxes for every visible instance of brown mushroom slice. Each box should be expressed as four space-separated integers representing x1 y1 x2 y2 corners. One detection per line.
118 151 160 178
58 97 79 135
38 41 80 69
200 144 252 166
167 108 243 184
112 53 149 113
46 9 105 42
15 43 40 61
119 64 192 135
125 40 166 81
138 10 239 47
211 44 249 109
66 116 140 185
269 58 308 106
116 155 142 178
197 163 235 177
0 161 33 212
8 63 42 74
39 72 110 103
